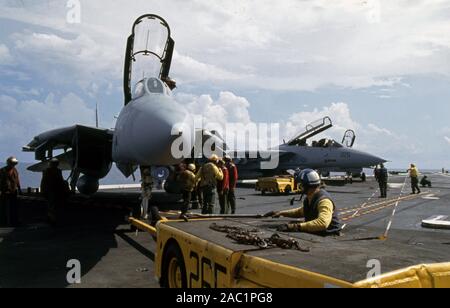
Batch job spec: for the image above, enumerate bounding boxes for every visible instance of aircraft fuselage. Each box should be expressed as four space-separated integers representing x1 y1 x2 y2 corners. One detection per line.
112 78 192 168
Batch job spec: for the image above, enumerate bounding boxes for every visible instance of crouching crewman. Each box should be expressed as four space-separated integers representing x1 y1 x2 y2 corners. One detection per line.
265 169 341 236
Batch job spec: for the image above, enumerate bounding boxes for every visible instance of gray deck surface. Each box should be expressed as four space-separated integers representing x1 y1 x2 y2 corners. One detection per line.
1 173 449 287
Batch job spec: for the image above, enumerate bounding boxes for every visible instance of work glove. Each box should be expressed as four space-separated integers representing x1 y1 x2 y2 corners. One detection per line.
264 211 281 218
276 224 300 232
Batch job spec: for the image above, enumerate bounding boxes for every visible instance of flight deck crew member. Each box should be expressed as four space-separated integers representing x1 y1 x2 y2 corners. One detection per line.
195 155 223 214
408 164 421 194
178 164 197 220
377 164 388 198
190 162 202 210
41 158 68 225
225 155 238 214
265 169 341 236
0 157 21 227
217 160 230 214
420 176 432 188
374 165 380 182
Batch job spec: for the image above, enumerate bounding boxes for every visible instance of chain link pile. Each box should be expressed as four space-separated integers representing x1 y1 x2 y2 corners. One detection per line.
210 223 310 252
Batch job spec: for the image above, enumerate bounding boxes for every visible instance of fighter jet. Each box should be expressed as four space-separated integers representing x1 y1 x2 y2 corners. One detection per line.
23 14 223 219
232 117 387 181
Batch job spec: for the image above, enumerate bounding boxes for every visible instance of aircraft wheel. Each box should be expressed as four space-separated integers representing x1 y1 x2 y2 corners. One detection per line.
161 243 187 288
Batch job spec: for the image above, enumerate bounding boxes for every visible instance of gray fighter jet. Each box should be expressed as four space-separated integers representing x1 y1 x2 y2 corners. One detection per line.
232 117 387 181
23 14 223 218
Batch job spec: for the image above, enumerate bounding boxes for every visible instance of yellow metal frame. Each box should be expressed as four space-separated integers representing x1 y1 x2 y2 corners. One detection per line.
129 217 158 237
354 263 450 288
130 218 450 288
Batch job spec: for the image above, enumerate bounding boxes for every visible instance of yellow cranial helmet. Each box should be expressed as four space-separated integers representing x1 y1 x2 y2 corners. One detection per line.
187 164 196 172
209 154 220 162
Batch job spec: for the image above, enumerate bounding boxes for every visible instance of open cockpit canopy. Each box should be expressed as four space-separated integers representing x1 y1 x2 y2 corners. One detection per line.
124 14 175 104
287 117 333 146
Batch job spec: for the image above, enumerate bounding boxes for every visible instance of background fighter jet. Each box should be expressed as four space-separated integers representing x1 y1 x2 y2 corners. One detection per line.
232 117 387 181
23 14 223 218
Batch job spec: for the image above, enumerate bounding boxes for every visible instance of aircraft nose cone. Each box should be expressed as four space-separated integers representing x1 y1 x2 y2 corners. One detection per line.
365 153 387 166
113 95 193 166
139 102 192 165
348 149 387 168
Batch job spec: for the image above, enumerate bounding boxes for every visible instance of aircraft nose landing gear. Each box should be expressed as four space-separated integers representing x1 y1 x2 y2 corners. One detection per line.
139 166 162 225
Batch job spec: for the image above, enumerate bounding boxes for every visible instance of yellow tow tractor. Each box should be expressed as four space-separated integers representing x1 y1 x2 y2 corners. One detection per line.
256 175 300 195
128 212 450 288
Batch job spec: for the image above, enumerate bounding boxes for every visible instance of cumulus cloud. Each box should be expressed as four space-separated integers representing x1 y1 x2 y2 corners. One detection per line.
445 136 450 145
173 51 245 85
0 85 41 98
10 31 121 91
0 1 447 167
2 0 450 91
0 44 12 64
284 103 358 141
0 93 95 159
367 123 395 137
174 92 415 161
280 102 422 163
176 91 252 127
175 91 275 150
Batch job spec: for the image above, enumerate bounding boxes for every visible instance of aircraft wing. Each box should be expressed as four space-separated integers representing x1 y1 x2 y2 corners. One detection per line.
27 151 74 172
23 125 113 179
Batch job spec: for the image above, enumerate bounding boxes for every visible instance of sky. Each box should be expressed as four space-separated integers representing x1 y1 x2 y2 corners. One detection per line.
0 0 450 169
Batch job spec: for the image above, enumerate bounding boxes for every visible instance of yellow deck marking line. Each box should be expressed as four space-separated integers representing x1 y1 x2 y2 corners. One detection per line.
338 193 419 216
340 194 417 216
341 189 378 230
337 183 414 214
340 192 428 222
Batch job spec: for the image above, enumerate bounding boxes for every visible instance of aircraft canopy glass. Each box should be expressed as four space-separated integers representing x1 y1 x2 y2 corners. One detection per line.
311 139 343 148
131 16 170 88
132 78 166 99
133 81 146 99
147 78 165 94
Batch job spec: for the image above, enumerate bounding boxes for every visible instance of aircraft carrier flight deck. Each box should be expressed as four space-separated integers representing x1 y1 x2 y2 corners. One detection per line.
1 173 449 288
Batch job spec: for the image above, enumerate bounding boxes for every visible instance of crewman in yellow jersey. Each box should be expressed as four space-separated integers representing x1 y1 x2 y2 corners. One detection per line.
408 164 421 194
265 169 341 236
195 155 224 214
